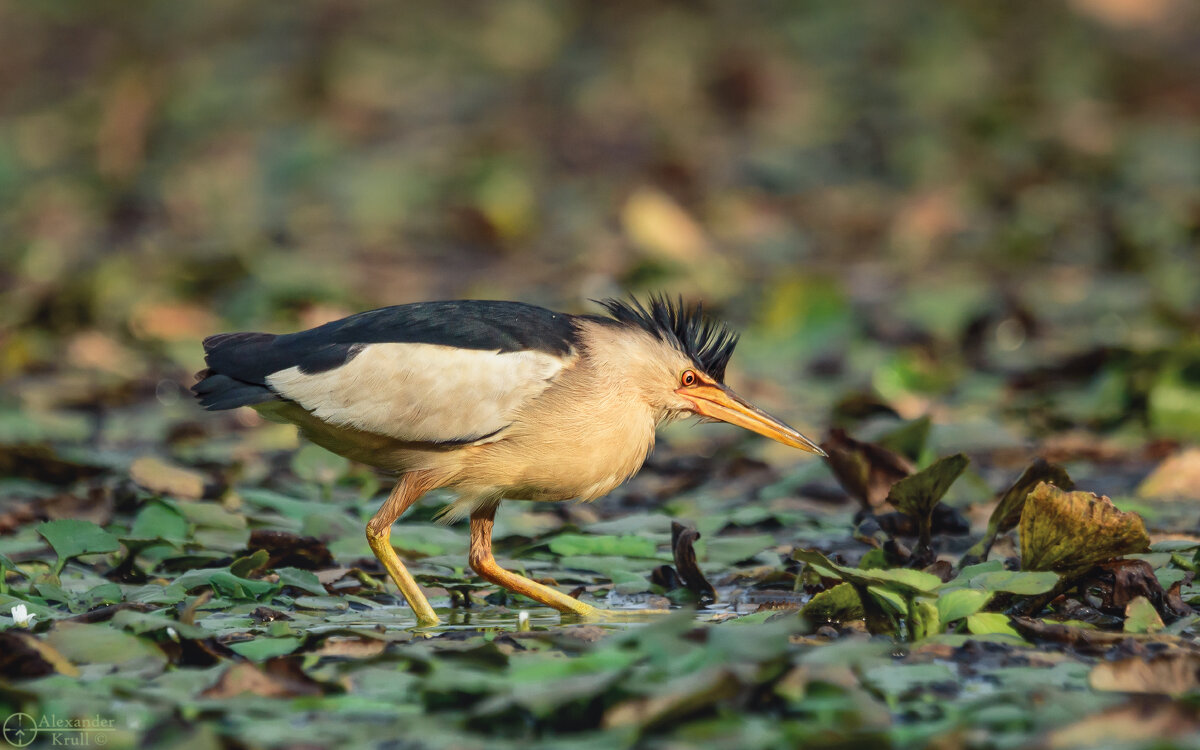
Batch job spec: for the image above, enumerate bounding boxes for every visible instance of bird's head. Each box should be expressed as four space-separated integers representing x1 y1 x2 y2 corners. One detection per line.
597 296 826 456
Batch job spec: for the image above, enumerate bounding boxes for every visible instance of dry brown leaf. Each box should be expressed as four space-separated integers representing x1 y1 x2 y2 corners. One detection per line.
1137 448 1200 501
821 429 914 510
1010 617 1200 654
1019 483 1150 576
603 668 740 730
0 632 80 679
1047 695 1199 749
130 455 207 499
1089 653 1200 695
621 186 713 263
311 637 387 660
670 521 715 604
202 658 326 699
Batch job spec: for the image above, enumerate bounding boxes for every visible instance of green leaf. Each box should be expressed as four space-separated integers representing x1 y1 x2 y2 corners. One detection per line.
111 609 210 640
800 582 864 622
937 589 992 623
1020 483 1151 576
37 519 121 575
127 501 190 543
910 599 941 640
966 570 1060 595
793 549 942 596
229 636 304 661
886 453 969 553
209 571 280 600
698 533 775 565
0 553 21 595
547 534 657 558
966 612 1020 637
1148 361 1200 440
230 549 270 578
864 663 956 697
1123 596 1164 634
81 582 123 607
277 567 327 596
45 621 165 667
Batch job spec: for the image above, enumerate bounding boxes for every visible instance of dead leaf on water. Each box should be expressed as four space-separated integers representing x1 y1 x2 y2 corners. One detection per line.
202 657 331 698
1019 482 1150 577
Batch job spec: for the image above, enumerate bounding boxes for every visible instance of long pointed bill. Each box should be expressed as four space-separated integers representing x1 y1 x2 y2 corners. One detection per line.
679 384 826 456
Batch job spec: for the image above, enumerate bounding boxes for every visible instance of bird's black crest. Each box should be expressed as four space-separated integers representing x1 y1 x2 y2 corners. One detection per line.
596 295 739 382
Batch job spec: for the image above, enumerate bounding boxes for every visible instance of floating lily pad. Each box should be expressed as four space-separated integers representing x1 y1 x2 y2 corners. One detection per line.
547 534 658 559
127 500 190 544
229 636 305 661
37 520 121 575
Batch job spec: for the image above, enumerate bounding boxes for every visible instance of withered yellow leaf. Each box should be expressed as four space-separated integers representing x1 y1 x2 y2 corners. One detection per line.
1019 482 1150 575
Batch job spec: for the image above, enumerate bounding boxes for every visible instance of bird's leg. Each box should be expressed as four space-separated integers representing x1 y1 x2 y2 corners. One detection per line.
366 471 442 626
469 505 598 617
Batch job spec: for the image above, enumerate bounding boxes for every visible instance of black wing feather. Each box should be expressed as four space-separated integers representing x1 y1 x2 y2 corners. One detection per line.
194 300 577 411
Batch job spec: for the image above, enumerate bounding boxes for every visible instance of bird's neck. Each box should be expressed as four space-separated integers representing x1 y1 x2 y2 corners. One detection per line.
460 354 659 503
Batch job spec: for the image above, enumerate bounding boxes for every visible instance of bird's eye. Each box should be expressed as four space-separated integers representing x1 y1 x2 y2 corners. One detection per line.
681 370 697 387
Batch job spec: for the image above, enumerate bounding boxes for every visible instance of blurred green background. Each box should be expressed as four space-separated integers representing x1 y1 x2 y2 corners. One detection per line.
2 0 1198 445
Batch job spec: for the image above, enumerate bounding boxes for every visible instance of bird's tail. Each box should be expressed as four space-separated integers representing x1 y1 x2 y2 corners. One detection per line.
192 332 279 410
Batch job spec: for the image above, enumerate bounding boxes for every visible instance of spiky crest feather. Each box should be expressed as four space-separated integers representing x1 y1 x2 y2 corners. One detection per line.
595 295 739 382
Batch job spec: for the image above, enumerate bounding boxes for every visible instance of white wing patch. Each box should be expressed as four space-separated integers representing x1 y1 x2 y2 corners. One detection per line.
266 343 569 444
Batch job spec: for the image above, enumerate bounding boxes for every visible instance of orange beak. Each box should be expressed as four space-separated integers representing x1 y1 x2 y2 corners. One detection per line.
677 383 826 456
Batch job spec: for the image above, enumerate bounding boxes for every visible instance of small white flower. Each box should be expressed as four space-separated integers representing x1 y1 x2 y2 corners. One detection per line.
10 604 36 628
166 627 179 641
517 610 530 632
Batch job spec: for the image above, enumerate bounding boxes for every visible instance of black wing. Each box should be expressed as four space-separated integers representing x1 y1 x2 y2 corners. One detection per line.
193 300 578 411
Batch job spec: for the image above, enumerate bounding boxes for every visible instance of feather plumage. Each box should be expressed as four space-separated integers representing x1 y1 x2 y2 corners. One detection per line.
593 295 739 382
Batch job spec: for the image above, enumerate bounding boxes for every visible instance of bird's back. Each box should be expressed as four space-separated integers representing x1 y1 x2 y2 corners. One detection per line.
193 300 581 450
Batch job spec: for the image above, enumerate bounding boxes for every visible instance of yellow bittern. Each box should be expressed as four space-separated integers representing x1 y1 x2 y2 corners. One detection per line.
194 296 823 625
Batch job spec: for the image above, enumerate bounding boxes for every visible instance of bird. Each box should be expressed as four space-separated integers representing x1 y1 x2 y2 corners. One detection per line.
192 296 824 625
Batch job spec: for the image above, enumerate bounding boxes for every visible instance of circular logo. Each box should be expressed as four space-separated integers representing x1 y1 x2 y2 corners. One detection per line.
2 713 37 748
